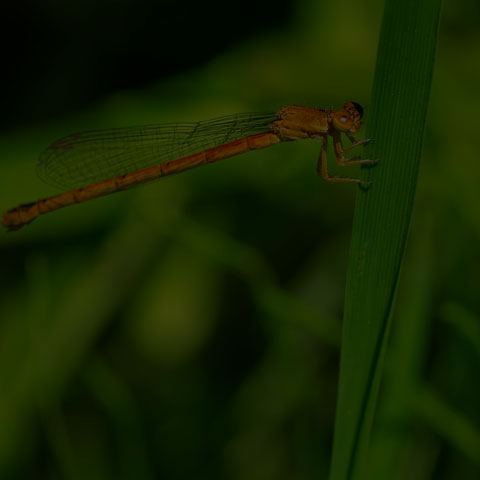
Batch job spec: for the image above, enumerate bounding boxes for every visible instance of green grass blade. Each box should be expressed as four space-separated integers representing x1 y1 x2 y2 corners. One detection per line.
328 1 443 479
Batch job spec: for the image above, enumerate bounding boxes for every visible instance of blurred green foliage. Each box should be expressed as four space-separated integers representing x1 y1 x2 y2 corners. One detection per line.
0 0 479 479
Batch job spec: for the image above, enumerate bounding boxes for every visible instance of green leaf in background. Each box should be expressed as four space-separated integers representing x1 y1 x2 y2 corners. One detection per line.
329 0 443 479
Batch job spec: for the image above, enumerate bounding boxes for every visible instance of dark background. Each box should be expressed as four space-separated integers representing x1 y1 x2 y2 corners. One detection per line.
2 0 292 129
1 0 480 479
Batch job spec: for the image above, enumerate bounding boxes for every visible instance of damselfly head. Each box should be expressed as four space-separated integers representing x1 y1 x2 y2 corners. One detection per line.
331 102 364 134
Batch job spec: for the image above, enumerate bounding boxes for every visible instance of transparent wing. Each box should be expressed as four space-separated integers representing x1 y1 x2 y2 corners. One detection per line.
37 112 278 190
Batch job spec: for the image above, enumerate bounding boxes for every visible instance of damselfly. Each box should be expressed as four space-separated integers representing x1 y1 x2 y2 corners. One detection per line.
2 102 374 231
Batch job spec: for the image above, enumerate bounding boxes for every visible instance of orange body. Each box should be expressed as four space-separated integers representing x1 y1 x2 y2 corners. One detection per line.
2 102 373 231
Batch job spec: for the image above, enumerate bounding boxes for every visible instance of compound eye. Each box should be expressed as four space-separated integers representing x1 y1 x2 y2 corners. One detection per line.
332 111 353 132
351 102 364 119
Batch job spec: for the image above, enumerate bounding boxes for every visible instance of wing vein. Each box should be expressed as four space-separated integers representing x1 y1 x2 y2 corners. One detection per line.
37 112 278 189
